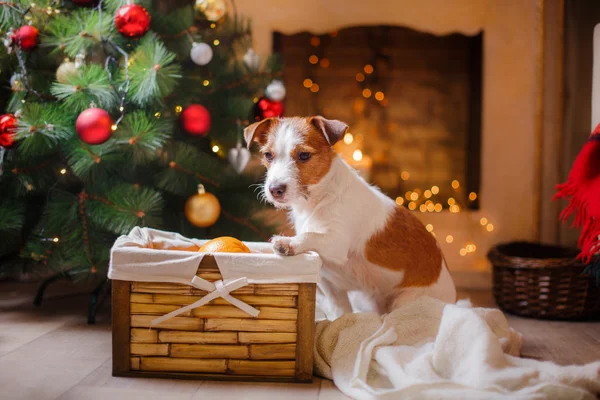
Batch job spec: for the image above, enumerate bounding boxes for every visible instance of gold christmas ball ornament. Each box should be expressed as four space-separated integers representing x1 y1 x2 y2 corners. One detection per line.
56 61 80 84
194 0 227 22
185 184 221 227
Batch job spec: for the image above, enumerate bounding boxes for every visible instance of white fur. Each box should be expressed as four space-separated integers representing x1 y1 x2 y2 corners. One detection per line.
264 125 456 320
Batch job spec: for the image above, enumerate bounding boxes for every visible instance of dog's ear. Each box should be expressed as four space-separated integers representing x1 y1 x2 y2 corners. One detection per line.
244 118 274 149
311 116 348 146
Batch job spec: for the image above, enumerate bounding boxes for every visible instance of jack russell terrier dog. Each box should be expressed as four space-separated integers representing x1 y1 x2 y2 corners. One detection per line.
244 116 456 320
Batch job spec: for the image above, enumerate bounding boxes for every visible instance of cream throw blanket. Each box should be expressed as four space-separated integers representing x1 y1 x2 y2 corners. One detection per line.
314 297 600 400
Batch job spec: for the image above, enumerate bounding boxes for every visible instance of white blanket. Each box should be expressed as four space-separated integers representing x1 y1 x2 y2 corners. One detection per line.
314 297 600 400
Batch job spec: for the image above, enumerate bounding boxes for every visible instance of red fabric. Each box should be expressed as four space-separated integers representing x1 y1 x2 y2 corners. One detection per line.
554 124 600 263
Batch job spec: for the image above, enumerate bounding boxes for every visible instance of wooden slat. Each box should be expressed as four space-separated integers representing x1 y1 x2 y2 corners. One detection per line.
130 328 158 343
196 272 222 280
130 303 191 316
254 290 299 296
191 286 255 295
131 282 193 294
140 357 227 373
256 307 298 320
130 315 204 331
133 293 297 308
197 255 220 271
205 319 297 333
171 344 249 359
130 343 169 356
190 306 297 320
112 280 131 375
158 331 238 344
249 344 296 360
130 357 140 371
238 332 297 344
295 283 316 382
227 360 295 376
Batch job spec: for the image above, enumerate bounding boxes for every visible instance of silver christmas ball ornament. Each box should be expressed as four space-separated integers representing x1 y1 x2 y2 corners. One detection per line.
190 42 213 66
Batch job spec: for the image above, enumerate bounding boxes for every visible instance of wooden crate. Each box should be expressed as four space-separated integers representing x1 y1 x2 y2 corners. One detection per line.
112 255 317 383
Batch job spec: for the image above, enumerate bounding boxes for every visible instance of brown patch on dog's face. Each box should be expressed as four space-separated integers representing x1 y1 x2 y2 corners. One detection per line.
294 120 336 188
365 206 443 288
244 116 348 205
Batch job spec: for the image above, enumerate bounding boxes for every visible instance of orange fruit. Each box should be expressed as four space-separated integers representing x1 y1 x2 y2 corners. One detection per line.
198 236 251 253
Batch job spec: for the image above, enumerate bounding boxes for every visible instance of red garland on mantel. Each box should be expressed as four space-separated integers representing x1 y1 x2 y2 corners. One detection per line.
554 123 600 263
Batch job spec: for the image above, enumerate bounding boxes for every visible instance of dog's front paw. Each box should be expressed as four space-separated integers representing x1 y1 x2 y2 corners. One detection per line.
271 235 296 256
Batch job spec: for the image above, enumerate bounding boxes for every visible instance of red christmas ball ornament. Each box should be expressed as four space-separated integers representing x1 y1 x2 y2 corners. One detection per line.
253 97 284 121
0 114 17 148
115 4 151 38
76 108 113 145
181 104 211 136
13 26 39 52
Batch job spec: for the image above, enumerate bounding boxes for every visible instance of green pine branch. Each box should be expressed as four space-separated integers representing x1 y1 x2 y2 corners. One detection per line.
44 9 114 57
112 111 172 164
13 103 73 157
127 33 181 107
51 63 118 113
87 183 163 235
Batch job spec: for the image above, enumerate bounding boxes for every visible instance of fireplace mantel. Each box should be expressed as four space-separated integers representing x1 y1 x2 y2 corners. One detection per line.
237 0 548 287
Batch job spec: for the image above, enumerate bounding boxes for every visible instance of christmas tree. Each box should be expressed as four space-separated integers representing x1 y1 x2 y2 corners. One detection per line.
0 0 282 281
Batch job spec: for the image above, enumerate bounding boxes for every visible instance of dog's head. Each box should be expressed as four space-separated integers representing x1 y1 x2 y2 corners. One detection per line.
244 116 348 208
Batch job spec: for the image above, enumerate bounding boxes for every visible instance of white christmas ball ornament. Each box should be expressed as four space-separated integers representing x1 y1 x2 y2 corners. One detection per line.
190 42 213 66
56 61 79 84
265 80 286 102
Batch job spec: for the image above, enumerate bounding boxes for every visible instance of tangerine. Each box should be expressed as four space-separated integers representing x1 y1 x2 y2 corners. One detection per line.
198 237 251 253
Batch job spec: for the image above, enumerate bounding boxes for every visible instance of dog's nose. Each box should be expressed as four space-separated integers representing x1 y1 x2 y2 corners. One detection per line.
269 184 287 199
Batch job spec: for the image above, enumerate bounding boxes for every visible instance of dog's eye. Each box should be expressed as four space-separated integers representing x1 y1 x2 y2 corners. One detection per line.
264 152 274 162
298 152 311 162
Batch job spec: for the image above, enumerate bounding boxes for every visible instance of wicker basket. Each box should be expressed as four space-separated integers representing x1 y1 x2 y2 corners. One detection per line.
488 242 600 320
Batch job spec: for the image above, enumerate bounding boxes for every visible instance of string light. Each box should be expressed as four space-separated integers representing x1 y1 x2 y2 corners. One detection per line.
352 150 363 161
310 83 320 93
59 168 67 175
446 235 454 243
253 97 259 103
343 133 354 144
310 36 320 46
395 197 404 206
419 204 426 212
356 73 365 82
408 201 416 210
452 180 460 189
459 248 467 256
111 124 117 131
362 88 372 98
213 39 220 46
434 203 442 212
309 55 319 64
319 58 330 68
466 244 476 253
480 217 488 225
431 186 439 195
401 171 410 180
175 105 183 113
450 204 460 213
52 237 59 243
410 192 418 201
210 23 216 28
448 198 456 206
469 192 477 201
425 224 434 232
203 80 210 86
364 64 374 74
405 191 413 200
375 91 384 101
154 112 161 118
212 145 219 153
119 106 124 112
303 78 313 88
424 190 432 198
486 224 494 232
426 203 435 212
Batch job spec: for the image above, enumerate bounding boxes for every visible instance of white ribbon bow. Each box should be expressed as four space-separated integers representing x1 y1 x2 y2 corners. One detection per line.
151 276 260 326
